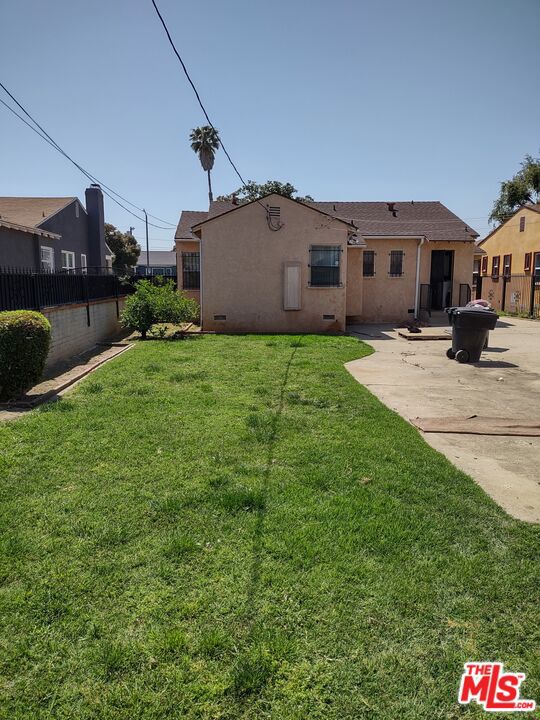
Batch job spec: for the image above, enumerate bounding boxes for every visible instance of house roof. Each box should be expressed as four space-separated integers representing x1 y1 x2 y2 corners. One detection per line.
175 211 208 239
478 203 540 246
0 197 77 229
307 201 478 242
190 194 357 232
177 197 478 243
136 250 176 266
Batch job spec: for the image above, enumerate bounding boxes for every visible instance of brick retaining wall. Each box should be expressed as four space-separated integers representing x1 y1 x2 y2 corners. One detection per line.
42 296 126 368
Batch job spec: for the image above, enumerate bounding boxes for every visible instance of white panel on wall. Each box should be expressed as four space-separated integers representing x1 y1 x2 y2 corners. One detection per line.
283 262 301 310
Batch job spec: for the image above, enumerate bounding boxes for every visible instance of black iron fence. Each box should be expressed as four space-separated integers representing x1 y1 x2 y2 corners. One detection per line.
0 268 130 312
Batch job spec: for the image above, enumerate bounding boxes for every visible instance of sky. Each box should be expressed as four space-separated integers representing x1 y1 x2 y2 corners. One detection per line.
1 0 539 249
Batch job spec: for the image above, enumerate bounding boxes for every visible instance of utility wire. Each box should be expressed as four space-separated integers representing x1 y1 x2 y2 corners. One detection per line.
149 0 268 213
0 82 176 229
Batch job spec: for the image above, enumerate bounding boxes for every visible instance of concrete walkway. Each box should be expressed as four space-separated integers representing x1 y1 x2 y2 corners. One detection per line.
346 317 540 523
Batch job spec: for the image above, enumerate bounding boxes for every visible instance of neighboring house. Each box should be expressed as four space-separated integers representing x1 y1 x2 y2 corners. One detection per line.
175 193 478 332
474 204 540 313
0 184 112 273
136 250 177 276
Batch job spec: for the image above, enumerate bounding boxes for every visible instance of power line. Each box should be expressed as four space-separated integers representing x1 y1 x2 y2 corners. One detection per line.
149 0 268 214
0 82 177 230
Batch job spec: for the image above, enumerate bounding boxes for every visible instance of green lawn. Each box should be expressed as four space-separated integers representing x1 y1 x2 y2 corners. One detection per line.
0 334 538 719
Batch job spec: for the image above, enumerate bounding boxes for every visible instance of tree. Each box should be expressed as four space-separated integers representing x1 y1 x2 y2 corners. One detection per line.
216 180 314 204
189 125 220 204
120 279 199 339
489 154 540 225
104 223 140 275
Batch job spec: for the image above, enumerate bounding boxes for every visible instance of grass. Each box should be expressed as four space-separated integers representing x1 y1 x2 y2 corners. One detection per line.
0 333 538 719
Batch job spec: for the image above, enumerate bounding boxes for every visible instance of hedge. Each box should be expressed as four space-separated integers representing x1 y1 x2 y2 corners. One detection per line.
0 311 51 401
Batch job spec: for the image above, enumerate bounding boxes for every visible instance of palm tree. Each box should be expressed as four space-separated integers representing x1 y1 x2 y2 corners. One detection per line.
189 126 220 204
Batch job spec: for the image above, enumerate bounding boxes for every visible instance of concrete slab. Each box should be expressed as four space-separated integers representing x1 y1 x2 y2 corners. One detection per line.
346 317 540 523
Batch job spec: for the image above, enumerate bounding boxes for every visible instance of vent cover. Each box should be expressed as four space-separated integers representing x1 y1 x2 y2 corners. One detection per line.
213 314 226 321
268 206 280 217
323 314 335 320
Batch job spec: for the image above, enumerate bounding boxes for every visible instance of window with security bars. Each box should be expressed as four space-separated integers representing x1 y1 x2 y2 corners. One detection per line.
182 252 200 289
503 254 512 278
363 250 375 277
389 250 404 276
309 246 341 287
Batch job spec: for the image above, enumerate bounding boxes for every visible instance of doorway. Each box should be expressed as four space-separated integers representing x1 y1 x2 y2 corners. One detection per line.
430 250 454 310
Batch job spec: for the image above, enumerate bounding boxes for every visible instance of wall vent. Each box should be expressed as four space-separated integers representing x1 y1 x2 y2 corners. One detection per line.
213 314 226 320
268 206 280 217
323 314 335 320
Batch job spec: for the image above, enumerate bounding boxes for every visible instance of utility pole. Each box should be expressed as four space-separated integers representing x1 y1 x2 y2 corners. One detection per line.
143 209 150 275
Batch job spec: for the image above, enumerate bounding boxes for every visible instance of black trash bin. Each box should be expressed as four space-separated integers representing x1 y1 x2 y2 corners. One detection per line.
445 306 498 363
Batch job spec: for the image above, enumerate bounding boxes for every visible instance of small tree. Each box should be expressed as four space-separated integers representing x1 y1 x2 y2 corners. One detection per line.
105 223 141 274
489 154 540 225
216 180 314 204
121 279 198 339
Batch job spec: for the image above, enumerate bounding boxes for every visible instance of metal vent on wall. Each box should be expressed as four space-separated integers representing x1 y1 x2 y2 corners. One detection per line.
213 314 226 320
323 314 335 320
268 206 281 217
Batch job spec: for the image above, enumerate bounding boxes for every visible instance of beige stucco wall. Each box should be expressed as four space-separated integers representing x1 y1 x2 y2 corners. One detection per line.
198 194 349 332
345 248 364 318
175 239 201 304
420 240 475 306
479 207 540 276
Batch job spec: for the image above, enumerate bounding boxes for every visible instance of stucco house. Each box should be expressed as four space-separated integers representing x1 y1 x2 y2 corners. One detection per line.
175 194 478 332
0 184 112 273
473 203 540 313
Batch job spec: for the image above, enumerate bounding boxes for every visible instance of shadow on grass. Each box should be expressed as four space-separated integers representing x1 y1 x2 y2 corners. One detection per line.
243 340 299 623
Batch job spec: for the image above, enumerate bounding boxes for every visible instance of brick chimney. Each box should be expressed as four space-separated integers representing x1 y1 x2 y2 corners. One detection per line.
85 184 106 270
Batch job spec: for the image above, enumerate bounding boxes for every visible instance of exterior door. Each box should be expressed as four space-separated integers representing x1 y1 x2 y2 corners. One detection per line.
430 250 454 309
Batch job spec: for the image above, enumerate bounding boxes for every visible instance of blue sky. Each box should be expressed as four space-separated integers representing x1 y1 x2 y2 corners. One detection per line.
1 0 539 248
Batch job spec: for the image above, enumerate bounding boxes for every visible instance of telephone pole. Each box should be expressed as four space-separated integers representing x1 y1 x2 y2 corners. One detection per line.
143 209 150 275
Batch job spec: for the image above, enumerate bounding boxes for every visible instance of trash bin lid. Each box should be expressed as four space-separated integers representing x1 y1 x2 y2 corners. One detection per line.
453 306 496 315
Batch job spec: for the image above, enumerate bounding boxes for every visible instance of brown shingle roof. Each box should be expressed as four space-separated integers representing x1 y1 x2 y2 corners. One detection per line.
175 210 208 239
307 201 478 242
176 198 478 243
0 197 76 229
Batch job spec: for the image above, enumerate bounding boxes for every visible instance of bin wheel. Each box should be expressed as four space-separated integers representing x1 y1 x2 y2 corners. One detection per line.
446 348 456 359
456 349 469 364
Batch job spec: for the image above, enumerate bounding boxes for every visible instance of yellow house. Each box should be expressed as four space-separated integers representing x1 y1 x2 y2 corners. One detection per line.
174 194 478 331
475 204 540 314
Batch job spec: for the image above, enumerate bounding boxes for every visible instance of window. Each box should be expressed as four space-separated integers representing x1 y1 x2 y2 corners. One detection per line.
503 254 512 278
40 246 54 272
182 252 200 289
363 250 375 277
105 255 113 272
524 252 532 272
519 216 525 232
389 250 404 277
481 255 488 274
61 250 75 273
491 255 500 278
309 246 341 287
80 254 87 274
473 258 480 276
534 252 540 276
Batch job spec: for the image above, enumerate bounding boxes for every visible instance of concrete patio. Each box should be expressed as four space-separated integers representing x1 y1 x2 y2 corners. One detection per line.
346 316 540 523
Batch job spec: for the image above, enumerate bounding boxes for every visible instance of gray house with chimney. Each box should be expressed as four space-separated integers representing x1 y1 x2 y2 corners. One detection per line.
0 185 112 273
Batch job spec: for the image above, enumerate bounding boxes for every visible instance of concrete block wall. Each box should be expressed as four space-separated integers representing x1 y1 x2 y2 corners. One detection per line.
42 297 126 368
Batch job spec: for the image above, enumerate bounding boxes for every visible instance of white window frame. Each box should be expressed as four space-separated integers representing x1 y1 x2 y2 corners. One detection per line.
40 246 54 272
80 253 87 274
105 255 113 273
61 250 76 273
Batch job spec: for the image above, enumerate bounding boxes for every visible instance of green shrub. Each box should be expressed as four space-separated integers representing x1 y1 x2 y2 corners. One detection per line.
121 279 199 339
0 310 51 400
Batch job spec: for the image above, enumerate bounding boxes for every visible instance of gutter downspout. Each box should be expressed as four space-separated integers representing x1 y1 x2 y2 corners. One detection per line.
414 237 426 320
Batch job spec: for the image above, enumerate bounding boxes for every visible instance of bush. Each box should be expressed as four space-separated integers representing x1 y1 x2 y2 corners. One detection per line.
0 311 51 400
120 279 199 339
